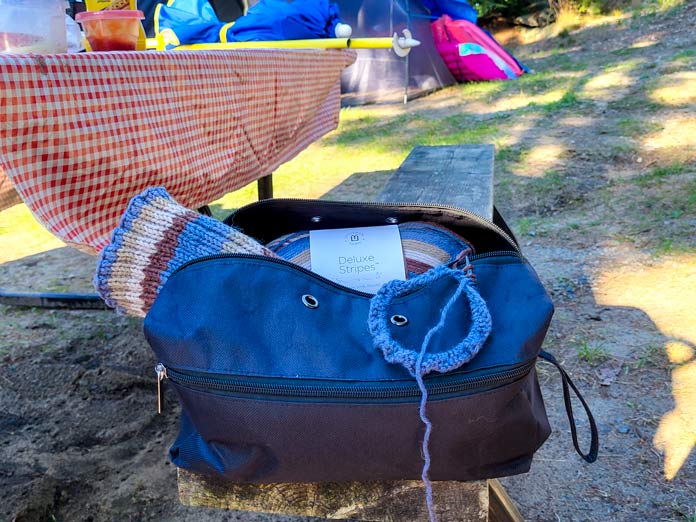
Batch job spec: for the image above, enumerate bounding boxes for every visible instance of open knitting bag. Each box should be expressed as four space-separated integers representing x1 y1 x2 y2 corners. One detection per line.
144 199 598 485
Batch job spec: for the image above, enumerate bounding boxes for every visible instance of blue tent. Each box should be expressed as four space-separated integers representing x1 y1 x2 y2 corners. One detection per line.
336 0 458 104
422 0 478 23
147 0 484 104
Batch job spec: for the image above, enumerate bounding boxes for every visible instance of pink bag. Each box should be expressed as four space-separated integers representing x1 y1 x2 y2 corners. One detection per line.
431 15 524 82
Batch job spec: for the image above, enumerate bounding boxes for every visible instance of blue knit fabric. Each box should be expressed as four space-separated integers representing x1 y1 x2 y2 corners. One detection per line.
94 187 275 317
368 265 492 375
368 265 492 522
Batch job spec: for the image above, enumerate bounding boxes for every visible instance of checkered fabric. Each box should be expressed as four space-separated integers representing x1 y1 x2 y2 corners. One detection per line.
0 49 356 253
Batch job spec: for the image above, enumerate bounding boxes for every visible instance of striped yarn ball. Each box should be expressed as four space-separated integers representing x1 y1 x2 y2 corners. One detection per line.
267 222 475 277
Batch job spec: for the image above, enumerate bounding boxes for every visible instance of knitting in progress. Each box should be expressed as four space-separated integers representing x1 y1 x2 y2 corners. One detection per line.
368 265 492 522
94 187 278 317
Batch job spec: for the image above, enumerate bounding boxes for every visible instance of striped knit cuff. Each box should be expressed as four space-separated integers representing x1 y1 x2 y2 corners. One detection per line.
94 187 277 317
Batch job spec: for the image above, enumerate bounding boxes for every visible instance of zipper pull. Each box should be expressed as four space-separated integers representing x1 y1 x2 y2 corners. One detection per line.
460 254 477 284
155 363 168 414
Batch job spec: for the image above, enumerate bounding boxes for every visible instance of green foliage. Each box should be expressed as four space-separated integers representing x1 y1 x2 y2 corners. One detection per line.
635 344 663 369
516 217 535 235
576 339 609 364
656 0 684 8
542 90 583 112
672 49 696 61
475 0 617 18
473 0 534 19
635 163 689 186
572 0 611 15
616 118 662 137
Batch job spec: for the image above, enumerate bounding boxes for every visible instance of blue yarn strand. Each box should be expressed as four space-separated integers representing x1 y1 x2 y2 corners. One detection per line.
368 266 492 522
415 277 468 522
415 370 435 522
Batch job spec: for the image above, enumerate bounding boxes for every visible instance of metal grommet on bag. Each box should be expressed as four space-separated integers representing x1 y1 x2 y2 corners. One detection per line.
390 314 408 326
310 216 322 223
386 217 399 224
302 294 319 309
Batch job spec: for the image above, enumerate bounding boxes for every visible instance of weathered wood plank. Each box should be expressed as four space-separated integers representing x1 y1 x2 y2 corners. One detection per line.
489 480 524 522
377 144 494 219
178 469 488 522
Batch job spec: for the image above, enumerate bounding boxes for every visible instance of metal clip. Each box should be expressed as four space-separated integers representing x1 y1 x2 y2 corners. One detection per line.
155 363 168 414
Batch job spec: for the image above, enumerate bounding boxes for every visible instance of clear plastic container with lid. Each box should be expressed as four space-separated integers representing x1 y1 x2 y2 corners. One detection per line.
0 0 68 53
75 10 145 51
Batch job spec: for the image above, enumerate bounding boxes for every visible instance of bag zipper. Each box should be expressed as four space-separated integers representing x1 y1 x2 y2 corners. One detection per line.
170 250 524 300
468 251 521 262
154 361 534 413
229 198 521 254
168 201 523 294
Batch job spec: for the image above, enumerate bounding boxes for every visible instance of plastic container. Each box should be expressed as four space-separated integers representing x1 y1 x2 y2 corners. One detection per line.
0 0 68 53
76 10 144 51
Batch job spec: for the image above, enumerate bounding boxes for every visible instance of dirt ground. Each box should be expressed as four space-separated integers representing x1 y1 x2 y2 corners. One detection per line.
1 3 695 521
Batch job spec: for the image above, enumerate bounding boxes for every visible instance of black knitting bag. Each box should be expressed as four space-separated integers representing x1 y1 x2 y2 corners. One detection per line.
144 199 598 483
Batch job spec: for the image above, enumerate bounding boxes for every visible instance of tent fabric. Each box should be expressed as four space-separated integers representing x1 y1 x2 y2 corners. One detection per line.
336 0 456 104
421 0 477 23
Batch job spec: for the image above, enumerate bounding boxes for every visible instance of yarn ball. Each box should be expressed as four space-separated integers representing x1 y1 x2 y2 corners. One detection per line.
266 221 475 278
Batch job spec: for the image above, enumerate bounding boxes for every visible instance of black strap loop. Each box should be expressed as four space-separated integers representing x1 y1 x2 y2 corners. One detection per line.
539 350 599 463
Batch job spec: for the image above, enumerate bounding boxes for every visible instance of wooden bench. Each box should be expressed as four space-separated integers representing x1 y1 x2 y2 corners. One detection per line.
177 145 523 522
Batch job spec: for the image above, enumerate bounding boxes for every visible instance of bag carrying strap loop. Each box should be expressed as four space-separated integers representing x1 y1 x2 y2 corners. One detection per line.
539 350 599 463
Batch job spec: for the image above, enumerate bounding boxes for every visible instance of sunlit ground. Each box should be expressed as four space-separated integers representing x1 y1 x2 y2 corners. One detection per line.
0 204 64 263
581 69 634 101
650 72 696 106
642 115 696 164
595 254 696 480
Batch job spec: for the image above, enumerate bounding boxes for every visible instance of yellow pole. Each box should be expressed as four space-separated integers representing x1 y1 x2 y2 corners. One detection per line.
347 37 395 49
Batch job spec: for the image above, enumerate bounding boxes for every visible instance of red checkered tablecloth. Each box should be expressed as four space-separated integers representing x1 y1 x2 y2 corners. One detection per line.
0 49 356 254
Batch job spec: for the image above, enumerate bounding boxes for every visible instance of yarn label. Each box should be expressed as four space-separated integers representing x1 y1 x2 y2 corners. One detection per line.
309 225 406 293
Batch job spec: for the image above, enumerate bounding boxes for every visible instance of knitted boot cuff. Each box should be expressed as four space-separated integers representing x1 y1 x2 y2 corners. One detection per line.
94 187 277 317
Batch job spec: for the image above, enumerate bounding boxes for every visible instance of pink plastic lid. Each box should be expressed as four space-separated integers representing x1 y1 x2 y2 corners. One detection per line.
76 10 145 22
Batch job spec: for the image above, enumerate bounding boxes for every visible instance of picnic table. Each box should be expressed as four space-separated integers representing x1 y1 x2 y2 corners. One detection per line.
0 48 355 254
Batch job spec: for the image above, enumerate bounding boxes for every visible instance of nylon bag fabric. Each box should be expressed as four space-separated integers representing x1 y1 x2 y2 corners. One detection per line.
431 15 525 82
144 200 597 483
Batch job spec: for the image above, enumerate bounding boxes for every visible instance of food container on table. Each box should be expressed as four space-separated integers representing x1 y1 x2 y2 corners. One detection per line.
0 0 68 53
75 9 144 51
